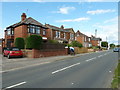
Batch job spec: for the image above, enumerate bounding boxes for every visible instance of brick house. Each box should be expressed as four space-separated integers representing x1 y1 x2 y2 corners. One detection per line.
4 13 48 47
45 24 75 43
75 30 92 47
91 35 102 47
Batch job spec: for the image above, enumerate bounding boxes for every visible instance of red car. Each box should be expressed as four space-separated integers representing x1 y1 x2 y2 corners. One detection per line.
3 47 23 59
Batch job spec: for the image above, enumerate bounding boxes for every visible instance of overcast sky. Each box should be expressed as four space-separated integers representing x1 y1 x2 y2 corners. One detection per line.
0 0 119 45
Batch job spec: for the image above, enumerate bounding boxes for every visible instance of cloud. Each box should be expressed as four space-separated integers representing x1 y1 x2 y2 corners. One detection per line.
56 17 90 22
104 17 118 23
87 9 116 15
53 6 76 14
92 23 118 44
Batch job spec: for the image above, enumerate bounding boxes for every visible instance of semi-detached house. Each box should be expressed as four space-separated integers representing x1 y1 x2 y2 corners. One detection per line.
75 30 92 47
4 13 48 47
45 24 75 43
3 13 75 48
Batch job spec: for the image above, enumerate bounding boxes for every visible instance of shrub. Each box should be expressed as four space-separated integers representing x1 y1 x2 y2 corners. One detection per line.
26 35 43 49
101 41 108 47
71 41 83 48
15 37 25 49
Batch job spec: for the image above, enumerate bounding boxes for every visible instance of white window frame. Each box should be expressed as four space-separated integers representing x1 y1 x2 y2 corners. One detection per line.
43 29 46 35
64 33 66 39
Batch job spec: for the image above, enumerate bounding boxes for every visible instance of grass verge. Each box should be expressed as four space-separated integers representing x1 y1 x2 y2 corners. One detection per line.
111 60 120 88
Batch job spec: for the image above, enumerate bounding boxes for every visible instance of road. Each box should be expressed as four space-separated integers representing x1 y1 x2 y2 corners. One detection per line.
2 50 119 88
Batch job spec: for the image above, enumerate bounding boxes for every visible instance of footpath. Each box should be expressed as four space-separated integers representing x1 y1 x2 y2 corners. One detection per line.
1 53 90 73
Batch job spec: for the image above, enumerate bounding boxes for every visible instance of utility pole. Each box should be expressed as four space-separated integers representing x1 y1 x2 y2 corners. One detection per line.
95 29 97 38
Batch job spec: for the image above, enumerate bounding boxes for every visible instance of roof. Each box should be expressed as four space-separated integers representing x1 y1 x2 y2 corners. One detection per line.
7 17 47 29
91 37 102 41
75 30 89 37
45 24 70 32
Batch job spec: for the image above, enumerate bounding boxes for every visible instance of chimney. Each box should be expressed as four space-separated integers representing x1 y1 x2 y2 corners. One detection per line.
61 25 64 29
21 13 26 21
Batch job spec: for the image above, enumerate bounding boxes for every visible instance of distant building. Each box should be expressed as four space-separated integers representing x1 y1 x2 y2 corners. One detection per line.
91 35 102 47
75 30 92 47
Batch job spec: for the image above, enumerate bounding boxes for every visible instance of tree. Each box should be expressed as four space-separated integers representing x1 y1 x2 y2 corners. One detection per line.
26 35 43 49
15 37 25 49
110 43 115 49
101 41 108 47
71 41 83 48
116 45 120 47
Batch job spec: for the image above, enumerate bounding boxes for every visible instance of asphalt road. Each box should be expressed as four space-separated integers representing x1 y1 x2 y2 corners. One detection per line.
2 50 119 88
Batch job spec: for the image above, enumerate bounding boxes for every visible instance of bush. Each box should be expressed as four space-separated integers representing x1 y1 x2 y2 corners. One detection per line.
15 37 25 49
26 35 43 49
71 41 83 48
101 41 108 47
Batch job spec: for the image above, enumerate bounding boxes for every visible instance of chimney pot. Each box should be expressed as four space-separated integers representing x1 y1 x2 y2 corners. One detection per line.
21 13 26 21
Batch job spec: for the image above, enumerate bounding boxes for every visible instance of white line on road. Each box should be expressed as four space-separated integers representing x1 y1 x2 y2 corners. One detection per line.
52 63 80 74
5 81 26 89
86 57 96 62
98 55 103 58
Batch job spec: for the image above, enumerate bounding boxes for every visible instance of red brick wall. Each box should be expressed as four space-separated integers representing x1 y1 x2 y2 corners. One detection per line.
26 49 68 58
91 40 98 46
76 36 84 45
14 25 28 40
46 28 52 40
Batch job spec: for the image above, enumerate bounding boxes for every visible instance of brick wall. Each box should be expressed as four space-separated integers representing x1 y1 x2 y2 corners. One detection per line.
26 49 68 58
14 25 28 40
91 40 98 46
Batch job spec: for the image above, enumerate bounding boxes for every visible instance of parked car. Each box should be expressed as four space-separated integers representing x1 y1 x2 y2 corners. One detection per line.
113 48 120 52
3 47 23 59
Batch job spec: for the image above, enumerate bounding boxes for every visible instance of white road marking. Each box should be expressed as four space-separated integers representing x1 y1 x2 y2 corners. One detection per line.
5 81 26 89
71 83 74 85
52 63 80 74
98 55 103 58
86 57 96 62
104 53 107 55
109 71 112 73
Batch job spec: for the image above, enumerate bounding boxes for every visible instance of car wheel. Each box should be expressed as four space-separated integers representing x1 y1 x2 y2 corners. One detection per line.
3 53 5 57
7 54 11 59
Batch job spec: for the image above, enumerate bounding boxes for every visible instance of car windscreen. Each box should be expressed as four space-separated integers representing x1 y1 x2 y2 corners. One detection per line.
10 48 20 51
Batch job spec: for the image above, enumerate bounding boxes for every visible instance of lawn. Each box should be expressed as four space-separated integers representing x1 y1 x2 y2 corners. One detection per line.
111 60 120 88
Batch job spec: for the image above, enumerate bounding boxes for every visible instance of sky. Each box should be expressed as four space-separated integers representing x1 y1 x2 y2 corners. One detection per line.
0 0 119 45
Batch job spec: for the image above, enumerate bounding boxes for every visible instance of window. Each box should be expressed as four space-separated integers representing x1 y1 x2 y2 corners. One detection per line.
70 33 74 40
43 29 46 35
85 36 86 41
28 25 40 34
7 28 11 35
56 31 60 38
64 33 66 39
7 28 14 35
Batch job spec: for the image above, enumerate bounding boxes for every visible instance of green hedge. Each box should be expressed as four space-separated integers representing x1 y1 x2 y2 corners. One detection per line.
15 37 25 49
26 35 43 50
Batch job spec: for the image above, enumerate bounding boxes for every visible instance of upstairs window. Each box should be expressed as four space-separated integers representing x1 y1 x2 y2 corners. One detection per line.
7 28 11 35
7 28 14 35
56 31 60 38
64 33 66 39
70 33 74 40
28 25 40 34
43 29 46 35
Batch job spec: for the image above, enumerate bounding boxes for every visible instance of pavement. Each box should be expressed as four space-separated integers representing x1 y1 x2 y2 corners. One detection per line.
1 51 106 72
2 50 119 88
